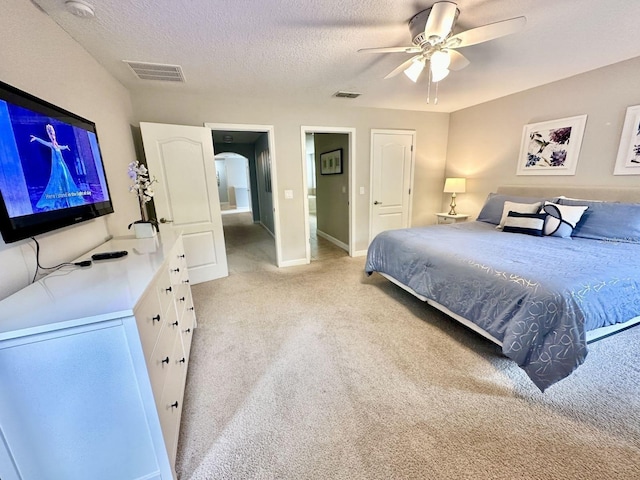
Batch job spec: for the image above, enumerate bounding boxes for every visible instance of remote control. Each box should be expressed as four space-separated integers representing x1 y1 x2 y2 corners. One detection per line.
91 250 128 261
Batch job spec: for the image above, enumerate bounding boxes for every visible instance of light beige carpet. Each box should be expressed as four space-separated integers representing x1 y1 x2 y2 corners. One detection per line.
175 217 640 479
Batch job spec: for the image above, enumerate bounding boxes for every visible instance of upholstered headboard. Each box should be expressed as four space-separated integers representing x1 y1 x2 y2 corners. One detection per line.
496 185 640 203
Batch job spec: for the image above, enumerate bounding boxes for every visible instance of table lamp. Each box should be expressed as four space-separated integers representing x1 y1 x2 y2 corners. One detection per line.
443 177 466 215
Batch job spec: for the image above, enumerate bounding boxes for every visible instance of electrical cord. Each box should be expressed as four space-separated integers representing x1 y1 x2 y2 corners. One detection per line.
31 237 92 283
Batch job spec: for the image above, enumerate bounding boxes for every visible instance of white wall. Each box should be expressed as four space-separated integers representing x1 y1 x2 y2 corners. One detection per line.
214 159 229 203
0 0 137 299
225 156 249 189
130 92 450 261
446 56 640 217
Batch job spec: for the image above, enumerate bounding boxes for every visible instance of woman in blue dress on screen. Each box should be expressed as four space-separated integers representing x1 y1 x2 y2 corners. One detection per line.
30 123 85 210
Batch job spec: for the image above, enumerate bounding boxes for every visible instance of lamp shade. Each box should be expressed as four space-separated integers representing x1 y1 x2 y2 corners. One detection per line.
443 177 466 193
430 67 450 83
404 58 425 83
430 50 451 71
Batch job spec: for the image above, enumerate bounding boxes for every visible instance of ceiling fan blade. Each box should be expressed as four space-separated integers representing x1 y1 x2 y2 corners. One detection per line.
358 46 421 54
384 55 421 79
448 16 526 48
448 49 470 71
424 2 458 42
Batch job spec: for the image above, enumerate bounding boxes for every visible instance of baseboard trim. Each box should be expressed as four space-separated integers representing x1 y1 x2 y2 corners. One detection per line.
316 229 348 252
279 258 308 268
353 249 368 257
260 222 275 238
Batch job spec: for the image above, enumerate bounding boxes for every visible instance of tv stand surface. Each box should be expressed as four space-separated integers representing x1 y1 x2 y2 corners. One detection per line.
0 233 195 480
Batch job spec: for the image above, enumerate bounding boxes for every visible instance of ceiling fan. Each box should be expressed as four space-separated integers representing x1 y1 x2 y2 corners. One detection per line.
359 2 526 100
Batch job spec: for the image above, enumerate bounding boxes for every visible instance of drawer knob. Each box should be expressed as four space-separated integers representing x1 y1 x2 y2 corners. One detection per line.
184 328 191 334
178 254 185 259
182 279 190 284
172 268 180 273
152 314 161 324
162 356 170 364
165 286 172 293
170 401 179 409
188 307 195 312
171 320 179 327
179 357 186 364
179 296 185 302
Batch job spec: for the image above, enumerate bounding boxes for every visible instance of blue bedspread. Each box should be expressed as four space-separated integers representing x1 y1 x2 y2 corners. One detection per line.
365 221 640 391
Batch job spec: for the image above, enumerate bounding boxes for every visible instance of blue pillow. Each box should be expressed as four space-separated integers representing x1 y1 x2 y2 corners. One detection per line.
502 211 547 236
557 198 640 243
477 193 550 225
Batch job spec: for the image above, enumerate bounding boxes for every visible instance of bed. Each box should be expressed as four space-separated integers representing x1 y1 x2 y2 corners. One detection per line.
365 186 640 391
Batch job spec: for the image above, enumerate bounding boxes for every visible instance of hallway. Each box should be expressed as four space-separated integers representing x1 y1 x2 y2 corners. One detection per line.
222 212 347 273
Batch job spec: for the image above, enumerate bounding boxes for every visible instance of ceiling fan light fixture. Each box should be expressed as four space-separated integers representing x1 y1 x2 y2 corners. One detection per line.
404 58 425 83
431 67 450 83
430 50 451 71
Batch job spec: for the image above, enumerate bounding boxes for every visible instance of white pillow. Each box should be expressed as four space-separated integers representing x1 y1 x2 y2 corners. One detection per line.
497 201 542 230
541 202 588 237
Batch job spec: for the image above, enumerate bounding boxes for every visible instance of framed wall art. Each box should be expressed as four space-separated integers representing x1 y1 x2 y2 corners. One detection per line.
516 114 587 176
613 104 640 175
320 148 343 175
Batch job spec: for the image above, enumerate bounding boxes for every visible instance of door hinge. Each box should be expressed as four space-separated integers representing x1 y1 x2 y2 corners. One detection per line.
409 188 412 195
411 145 414 152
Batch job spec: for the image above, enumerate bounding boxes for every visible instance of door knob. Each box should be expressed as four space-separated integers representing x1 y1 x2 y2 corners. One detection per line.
373 201 382 205
159 217 173 223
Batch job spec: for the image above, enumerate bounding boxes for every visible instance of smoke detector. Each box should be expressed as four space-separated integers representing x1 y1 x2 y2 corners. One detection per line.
65 0 95 18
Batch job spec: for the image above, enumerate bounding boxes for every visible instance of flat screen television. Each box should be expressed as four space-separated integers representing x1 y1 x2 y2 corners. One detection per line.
0 80 113 243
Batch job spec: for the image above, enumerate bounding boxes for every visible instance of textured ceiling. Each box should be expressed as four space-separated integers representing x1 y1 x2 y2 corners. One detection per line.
31 0 640 113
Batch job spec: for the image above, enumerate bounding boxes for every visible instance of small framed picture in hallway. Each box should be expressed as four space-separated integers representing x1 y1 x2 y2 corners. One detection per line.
320 148 343 175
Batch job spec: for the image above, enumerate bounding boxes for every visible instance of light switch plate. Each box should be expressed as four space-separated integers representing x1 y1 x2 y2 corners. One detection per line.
284 189 293 199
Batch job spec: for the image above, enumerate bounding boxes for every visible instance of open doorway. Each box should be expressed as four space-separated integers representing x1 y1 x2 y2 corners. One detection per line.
215 152 252 215
207 124 281 270
300 126 356 263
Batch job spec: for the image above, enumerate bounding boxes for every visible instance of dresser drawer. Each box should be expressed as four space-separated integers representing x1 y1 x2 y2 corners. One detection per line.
134 286 164 360
158 332 188 466
146 307 179 401
180 291 196 361
172 283 189 319
156 268 174 316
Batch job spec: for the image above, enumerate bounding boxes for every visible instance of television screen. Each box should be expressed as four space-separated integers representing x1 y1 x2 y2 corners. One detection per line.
0 81 113 243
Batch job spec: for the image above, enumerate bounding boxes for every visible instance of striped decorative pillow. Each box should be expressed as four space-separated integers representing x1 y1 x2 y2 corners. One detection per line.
502 211 547 236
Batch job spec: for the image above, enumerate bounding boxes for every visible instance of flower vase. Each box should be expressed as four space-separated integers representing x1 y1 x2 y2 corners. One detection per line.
133 221 156 239
132 201 156 238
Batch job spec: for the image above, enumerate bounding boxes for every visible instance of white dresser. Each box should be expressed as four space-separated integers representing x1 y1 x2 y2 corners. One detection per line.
0 233 196 480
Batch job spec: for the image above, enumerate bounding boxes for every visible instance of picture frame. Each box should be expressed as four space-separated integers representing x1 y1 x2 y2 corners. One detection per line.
516 114 587 176
613 104 640 175
320 148 343 175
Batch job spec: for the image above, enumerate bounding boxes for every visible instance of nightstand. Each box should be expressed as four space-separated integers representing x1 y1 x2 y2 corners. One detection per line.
436 213 469 224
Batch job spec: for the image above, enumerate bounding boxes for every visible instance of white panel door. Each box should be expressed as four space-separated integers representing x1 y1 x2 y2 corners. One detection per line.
370 130 415 240
140 122 228 284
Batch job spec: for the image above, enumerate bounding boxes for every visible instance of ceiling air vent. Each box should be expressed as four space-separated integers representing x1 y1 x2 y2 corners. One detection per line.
123 61 185 82
334 91 361 99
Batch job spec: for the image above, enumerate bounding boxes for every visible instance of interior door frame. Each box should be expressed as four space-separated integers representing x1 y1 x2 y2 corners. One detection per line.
300 126 356 262
368 129 416 243
204 122 282 267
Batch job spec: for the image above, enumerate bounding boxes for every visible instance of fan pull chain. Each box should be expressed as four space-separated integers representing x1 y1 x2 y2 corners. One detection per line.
434 80 439 105
426 69 432 104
